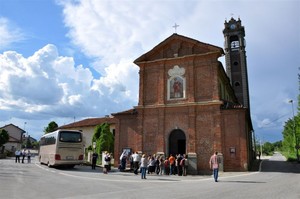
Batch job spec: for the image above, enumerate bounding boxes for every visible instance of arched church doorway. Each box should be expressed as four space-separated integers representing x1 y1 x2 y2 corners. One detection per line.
168 129 186 156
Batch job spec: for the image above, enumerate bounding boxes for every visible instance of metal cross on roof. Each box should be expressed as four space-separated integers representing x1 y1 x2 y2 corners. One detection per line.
173 23 179 33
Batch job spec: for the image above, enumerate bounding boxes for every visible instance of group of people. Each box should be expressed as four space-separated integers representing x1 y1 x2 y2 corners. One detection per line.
165 154 189 176
124 152 189 179
93 150 221 182
130 151 221 182
15 149 31 163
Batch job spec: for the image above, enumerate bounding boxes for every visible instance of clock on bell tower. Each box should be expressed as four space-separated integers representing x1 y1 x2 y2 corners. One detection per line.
223 17 250 109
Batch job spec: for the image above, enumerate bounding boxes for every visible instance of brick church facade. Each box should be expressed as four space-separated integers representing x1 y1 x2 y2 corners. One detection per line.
113 18 254 174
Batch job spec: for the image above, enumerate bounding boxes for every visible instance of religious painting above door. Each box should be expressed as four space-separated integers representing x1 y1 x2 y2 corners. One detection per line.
167 65 186 100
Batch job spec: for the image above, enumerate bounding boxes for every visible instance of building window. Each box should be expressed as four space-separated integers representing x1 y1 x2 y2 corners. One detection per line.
231 41 239 50
234 81 240 87
230 35 239 51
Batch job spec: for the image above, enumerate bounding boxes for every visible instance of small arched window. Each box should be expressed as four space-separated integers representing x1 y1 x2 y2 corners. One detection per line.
234 81 240 87
230 35 239 51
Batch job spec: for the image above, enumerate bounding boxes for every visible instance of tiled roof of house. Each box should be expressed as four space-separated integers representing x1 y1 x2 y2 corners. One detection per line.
0 124 25 142
58 117 117 129
0 123 25 133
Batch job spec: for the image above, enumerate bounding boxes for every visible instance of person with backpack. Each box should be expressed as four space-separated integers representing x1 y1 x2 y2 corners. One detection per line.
164 158 170 175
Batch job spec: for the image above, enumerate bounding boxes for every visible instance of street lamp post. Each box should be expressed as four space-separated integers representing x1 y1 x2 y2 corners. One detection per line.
289 100 299 162
24 122 27 148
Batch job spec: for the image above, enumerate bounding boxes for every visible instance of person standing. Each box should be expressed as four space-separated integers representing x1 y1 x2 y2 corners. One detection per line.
257 151 261 160
140 154 148 179
129 153 134 171
155 156 160 175
209 151 220 182
176 154 183 176
27 150 31 163
15 150 21 163
164 158 170 175
21 149 26 163
168 154 175 175
104 152 111 174
159 156 164 175
181 154 188 176
132 151 141 175
91 152 98 170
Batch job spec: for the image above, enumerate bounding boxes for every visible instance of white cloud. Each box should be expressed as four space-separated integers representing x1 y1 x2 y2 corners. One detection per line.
1 0 299 141
0 17 24 50
57 0 300 142
0 44 137 125
59 0 197 69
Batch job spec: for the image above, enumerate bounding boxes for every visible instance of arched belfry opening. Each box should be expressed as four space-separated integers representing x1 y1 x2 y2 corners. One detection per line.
168 129 186 156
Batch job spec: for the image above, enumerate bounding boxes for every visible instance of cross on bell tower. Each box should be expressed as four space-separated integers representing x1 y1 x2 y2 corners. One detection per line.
223 17 250 109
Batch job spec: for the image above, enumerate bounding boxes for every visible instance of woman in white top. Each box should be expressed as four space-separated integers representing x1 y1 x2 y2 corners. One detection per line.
140 154 148 179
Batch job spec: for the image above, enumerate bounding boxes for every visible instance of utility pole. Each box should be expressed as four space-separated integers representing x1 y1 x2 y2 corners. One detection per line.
260 139 263 158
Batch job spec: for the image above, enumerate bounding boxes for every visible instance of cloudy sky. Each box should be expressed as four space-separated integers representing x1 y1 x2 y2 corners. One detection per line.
0 0 299 143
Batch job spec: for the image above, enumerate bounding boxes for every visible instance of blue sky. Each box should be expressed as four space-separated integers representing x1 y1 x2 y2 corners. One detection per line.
0 0 299 143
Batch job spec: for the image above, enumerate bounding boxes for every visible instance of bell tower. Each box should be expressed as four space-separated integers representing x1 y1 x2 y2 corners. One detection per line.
223 17 250 109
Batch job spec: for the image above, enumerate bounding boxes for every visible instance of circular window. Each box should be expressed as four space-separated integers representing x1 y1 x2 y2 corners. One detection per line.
234 61 238 66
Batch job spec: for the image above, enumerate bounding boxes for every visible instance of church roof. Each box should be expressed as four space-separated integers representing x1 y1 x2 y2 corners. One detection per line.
58 117 117 129
111 108 137 116
134 33 224 63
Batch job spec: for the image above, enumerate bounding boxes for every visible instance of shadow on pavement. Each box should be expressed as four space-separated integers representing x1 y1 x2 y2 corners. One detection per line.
260 160 300 173
221 180 266 184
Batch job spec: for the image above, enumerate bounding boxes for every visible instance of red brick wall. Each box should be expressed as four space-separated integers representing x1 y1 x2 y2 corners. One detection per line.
221 109 249 171
114 36 252 172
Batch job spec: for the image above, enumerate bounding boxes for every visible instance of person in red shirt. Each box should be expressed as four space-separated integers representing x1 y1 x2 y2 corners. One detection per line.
209 151 220 182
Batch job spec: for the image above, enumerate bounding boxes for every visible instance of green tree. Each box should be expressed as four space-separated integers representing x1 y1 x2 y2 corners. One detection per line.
282 119 296 158
23 135 33 149
273 141 282 151
92 123 114 155
99 123 114 153
281 69 300 160
44 121 58 134
0 129 9 147
262 142 274 155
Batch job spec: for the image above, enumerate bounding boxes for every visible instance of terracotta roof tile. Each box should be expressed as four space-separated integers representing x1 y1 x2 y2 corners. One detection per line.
58 117 117 129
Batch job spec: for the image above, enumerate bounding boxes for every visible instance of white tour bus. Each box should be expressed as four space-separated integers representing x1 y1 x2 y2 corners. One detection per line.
39 129 84 168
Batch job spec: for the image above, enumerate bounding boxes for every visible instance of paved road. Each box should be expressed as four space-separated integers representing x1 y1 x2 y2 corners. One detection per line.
0 152 299 199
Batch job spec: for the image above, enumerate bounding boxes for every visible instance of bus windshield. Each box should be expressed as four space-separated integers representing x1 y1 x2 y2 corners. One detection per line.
59 131 82 143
